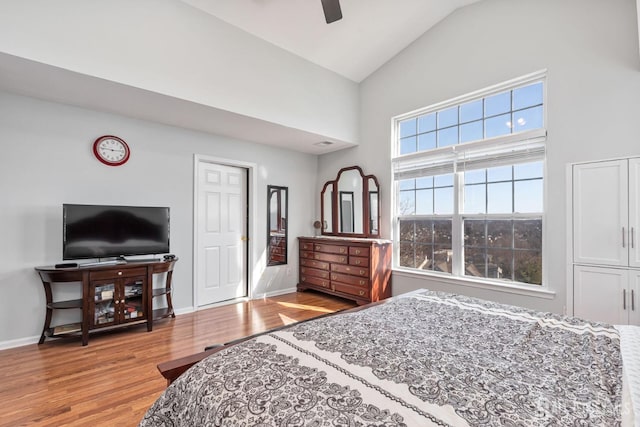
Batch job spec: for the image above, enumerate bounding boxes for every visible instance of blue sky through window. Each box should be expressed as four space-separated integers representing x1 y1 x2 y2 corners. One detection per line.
398 81 543 155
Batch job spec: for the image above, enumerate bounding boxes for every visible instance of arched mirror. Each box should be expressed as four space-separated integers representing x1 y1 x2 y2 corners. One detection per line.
267 185 287 266
321 166 380 238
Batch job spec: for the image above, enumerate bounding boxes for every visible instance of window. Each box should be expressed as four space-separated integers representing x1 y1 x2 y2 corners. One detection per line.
393 72 545 286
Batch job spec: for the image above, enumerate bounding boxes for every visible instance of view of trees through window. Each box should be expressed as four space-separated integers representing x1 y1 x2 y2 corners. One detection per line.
394 78 545 286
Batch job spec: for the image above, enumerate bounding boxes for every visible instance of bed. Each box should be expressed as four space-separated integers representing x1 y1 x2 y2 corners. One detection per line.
140 289 640 426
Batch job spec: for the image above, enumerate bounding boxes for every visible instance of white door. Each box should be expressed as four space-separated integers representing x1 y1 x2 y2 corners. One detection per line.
196 161 247 306
574 265 627 325
573 160 628 266
629 159 640 267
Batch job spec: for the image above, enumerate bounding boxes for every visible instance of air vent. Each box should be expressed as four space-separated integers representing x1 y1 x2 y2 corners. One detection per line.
313 141 334 147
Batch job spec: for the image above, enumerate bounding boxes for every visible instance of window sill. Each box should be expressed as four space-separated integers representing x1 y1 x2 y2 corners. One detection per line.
393 268 556 300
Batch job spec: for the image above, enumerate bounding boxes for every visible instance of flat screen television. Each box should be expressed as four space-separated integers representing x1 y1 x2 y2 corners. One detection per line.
63 204 170 260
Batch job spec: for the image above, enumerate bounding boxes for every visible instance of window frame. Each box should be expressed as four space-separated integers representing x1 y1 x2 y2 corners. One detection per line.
391 70 550 293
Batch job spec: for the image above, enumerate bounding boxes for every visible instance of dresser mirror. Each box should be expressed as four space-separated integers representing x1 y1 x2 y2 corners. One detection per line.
267 185 287 266
321 166 380 237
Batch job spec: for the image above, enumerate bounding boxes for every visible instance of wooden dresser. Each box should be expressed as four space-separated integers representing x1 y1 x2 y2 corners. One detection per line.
297 237 392 305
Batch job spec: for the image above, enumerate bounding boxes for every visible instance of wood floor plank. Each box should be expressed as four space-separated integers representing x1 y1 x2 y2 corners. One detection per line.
0 291 355 427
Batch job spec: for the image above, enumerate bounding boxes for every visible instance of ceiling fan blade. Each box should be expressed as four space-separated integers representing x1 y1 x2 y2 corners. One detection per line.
321 0 342 24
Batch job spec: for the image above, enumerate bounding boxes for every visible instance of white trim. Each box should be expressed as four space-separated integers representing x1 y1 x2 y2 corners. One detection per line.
193 154 258 308
196 297 250 311
174 306 195 316
393 269 556 299
254 287 298 299
0 335 40 350
566 163 574 316
394 69 548 122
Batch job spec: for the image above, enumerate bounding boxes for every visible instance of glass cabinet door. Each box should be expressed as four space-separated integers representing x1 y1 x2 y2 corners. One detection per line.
93 282 116 327
122 278 145 322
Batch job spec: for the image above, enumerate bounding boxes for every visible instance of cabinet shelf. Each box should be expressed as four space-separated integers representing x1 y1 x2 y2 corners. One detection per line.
153 307 173 320
152 287 172 297
48 299 83 310
47 322 82 337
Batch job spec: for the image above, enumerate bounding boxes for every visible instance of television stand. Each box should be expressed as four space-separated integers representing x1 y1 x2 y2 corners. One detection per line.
35 258 178 346
120 257 162 263
81 260 127 267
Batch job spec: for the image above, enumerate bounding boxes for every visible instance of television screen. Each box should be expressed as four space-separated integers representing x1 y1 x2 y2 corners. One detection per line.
63 204 170 260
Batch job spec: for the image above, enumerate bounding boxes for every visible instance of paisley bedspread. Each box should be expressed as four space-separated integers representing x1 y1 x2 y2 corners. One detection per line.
140 290 632 426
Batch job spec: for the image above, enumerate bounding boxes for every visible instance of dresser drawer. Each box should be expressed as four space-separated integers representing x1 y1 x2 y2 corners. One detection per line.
300 241 315 251
331 263 369 277
349 247 370 257
334 282 369 299
300 250 315 259
300 275 330 289
90 267 146 281
270 254 285 263
330 272 369 287
301 266 330 279
314 243 348 255
314 253 348 264
300 258 330 270
270 246 284 255
349 256 369 267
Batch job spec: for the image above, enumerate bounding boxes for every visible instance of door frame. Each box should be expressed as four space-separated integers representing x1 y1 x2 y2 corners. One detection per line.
193 154 257 309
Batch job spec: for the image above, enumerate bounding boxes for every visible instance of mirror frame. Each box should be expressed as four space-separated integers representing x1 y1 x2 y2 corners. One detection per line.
321 166 380 238
267 185 288 266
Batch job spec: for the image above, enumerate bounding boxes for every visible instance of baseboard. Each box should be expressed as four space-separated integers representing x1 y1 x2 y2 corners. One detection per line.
256 287 297 299
0 335 40 351
174 306 195 316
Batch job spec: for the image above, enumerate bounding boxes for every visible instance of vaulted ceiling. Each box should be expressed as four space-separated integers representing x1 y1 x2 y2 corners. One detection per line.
180 0 481 82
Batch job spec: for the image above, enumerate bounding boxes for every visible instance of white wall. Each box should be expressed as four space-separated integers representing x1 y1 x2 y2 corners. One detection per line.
319 0 640 313
0 0 358 145
0 91 317 347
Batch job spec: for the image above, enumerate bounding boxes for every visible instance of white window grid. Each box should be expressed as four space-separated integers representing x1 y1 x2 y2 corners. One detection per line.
392 70 547 287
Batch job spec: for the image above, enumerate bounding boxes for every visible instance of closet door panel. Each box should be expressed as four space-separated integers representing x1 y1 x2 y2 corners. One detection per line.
574 265 627 325
573 160 628 266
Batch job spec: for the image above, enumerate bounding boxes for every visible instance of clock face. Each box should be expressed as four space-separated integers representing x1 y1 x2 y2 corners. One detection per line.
93 135 130 166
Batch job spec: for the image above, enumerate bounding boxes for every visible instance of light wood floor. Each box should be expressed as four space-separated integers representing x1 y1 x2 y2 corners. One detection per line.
0 291 356 427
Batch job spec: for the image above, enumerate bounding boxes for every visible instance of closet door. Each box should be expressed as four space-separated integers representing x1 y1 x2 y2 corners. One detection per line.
629 159 640 268
629 269 640 326
573 160 628 266
574 265 627 325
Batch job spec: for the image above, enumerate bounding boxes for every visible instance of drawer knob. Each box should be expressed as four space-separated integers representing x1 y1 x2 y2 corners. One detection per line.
340 248 346 253
355 250 361 255
359 280 365 285
331 275 337 280
317 245 322 250
118 271 123 276
355 260 361 265
360 270 365 275
359 290 365 296
301 276 306 281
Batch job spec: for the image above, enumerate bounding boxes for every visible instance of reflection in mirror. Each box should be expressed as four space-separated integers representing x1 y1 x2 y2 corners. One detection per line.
337 170 363 234
267 185 287 266
369 191 378 235
321 166 380 237
367 177 378 235
322 182 333 232
339 192 354 233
